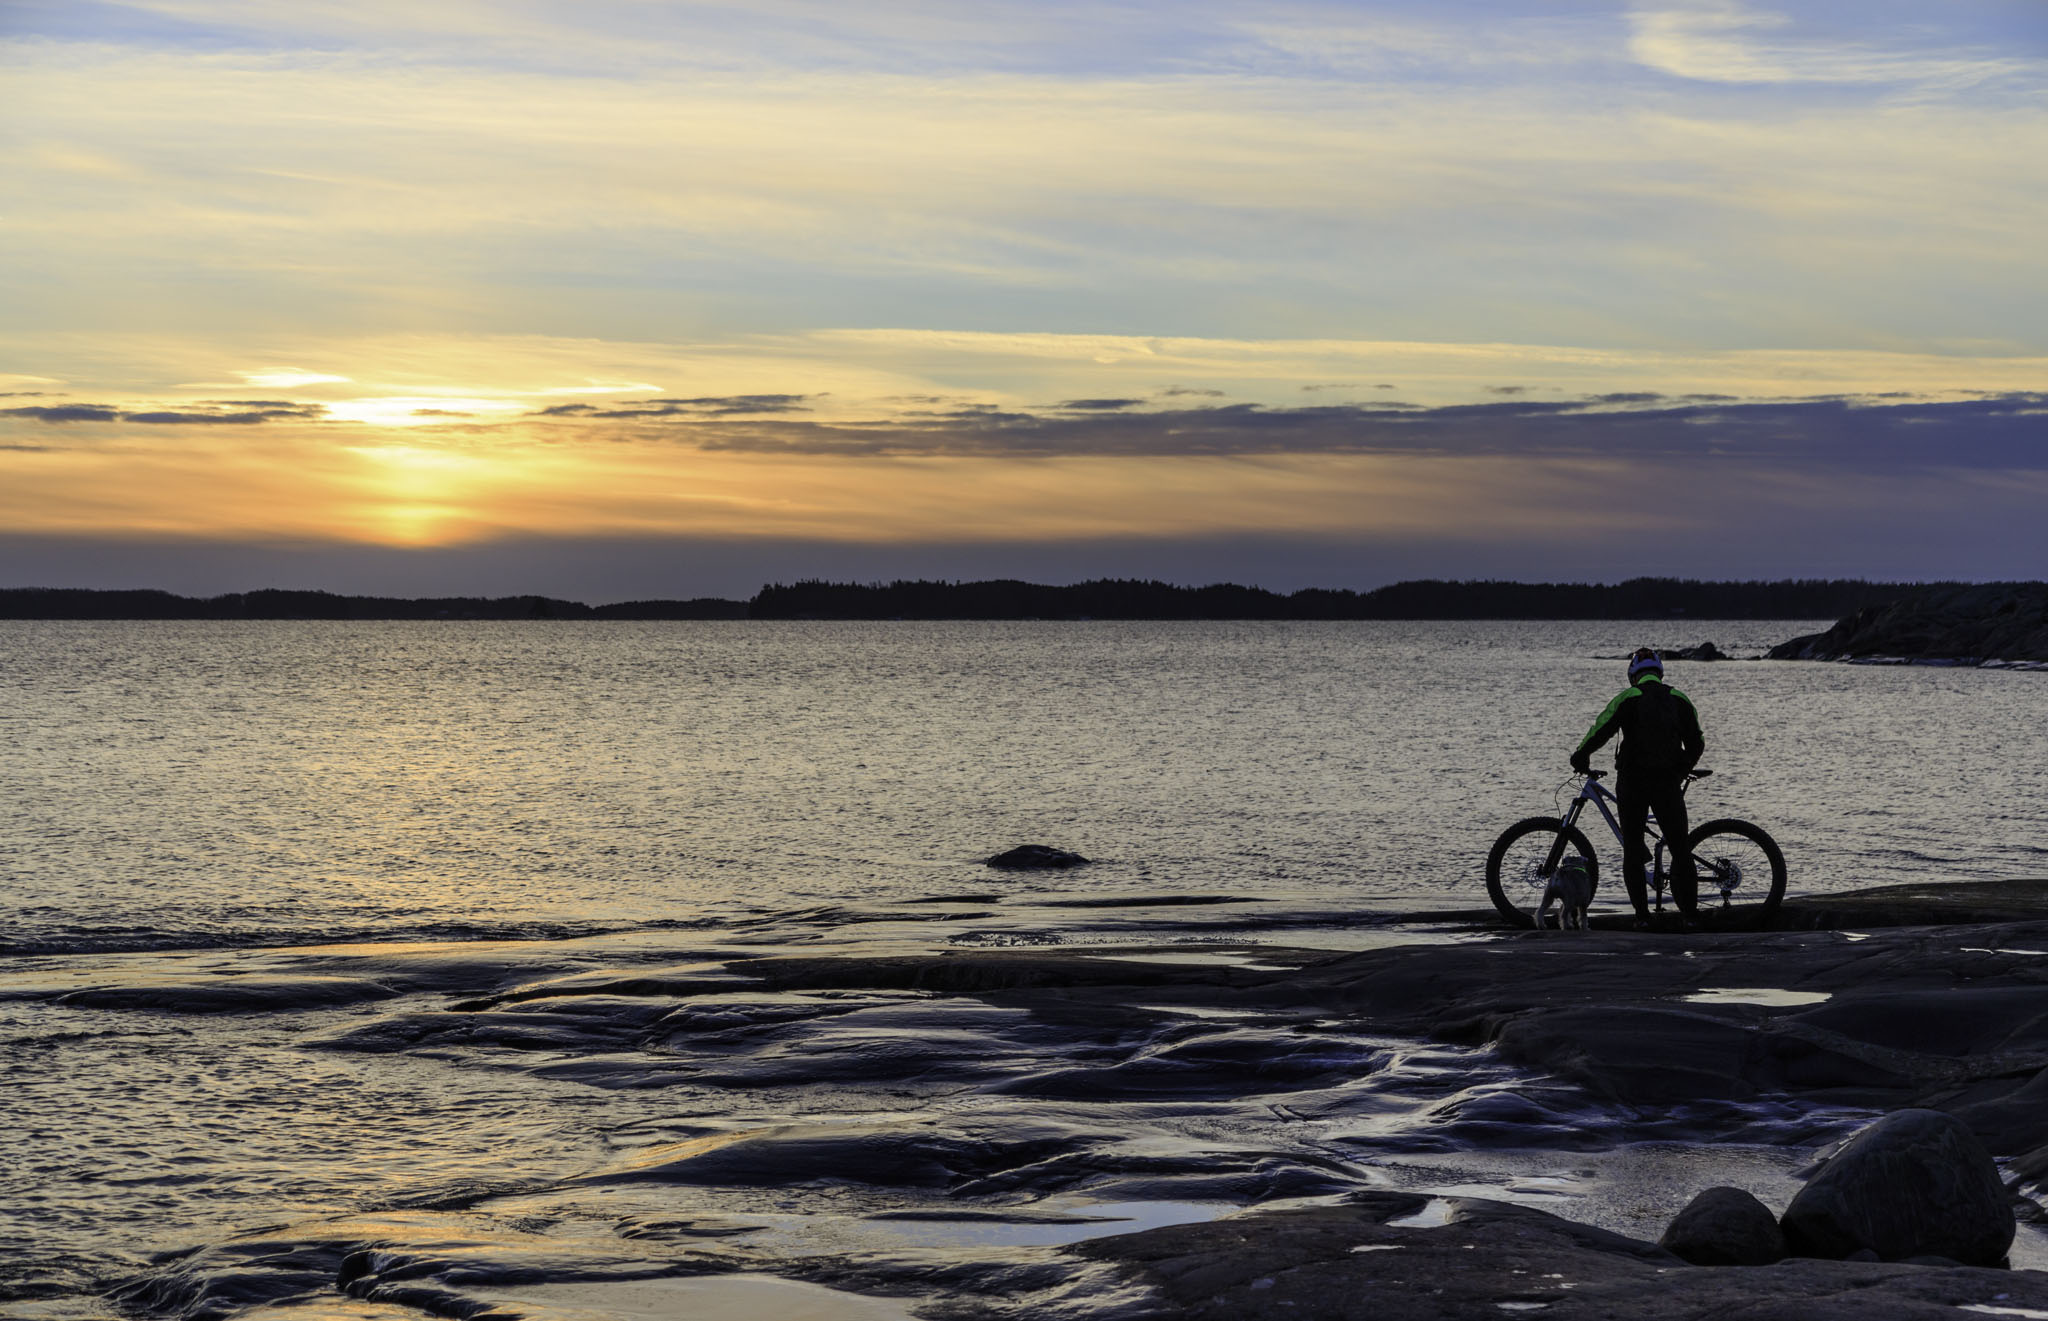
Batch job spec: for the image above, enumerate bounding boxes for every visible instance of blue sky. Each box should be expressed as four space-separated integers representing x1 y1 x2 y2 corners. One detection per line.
3 1 2045 597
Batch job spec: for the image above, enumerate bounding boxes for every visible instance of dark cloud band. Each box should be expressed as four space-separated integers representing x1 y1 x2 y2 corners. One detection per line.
3 403 325 425
536 395 810 418
8 391 2043 471
631 392 2048 469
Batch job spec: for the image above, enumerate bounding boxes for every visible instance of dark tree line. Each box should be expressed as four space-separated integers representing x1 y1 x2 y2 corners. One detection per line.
747 577 1936 620
0 588 747 620
0 577 1934 620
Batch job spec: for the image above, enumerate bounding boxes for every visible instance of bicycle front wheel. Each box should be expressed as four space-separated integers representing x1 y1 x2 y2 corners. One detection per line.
1684 818 1787 929
1485 818 1599 929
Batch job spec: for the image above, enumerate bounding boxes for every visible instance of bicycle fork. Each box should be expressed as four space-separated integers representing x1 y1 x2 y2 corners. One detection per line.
1543 794 1593 876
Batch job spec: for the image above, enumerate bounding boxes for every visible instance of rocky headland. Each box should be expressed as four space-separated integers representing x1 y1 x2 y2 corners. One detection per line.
1769 582 2048 666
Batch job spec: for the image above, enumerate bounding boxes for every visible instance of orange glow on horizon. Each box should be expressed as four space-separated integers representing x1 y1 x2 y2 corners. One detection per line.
5 334 2042 557
0 418 1673 552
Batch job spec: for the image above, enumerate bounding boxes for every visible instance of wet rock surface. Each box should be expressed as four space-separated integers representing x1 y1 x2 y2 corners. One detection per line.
1782 1109 2015 1265
26 881 2048 1319
1660 1185 1787 1265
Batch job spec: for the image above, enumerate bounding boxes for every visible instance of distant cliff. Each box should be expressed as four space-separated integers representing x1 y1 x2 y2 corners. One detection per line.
0 577 1952 622
1767 583 2048 665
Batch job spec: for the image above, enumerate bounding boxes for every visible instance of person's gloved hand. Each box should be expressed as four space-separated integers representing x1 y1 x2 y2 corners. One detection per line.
1570 753 1591 774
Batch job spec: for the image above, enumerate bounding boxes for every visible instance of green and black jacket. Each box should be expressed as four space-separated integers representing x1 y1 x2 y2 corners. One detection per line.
1573 676 1704 777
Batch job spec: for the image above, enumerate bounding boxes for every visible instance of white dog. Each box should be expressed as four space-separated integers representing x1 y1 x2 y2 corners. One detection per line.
1537 856 1595 932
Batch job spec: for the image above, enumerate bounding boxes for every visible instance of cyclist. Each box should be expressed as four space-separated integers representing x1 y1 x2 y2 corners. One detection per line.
1571 647 1705 928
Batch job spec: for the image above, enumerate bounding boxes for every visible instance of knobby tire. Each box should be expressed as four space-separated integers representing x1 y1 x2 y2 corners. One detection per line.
1485 817 1599 929
1685 817 1787 930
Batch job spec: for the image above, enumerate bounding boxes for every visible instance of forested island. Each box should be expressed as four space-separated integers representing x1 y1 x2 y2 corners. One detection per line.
0 577 1928 621
745 577 1913 620
0 588 749 620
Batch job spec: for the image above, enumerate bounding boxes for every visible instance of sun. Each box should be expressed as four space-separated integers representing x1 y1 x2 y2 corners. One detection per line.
346 445 492 545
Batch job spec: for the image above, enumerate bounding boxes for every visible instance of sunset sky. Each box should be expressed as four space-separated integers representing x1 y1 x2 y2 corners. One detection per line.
4 1 2044 600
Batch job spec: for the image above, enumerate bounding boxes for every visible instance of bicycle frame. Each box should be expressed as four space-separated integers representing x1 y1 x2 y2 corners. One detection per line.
1560 776 1631 852
1546 774 1692 908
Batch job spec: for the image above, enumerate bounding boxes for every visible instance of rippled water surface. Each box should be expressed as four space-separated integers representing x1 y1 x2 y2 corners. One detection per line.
3 621 2045 1315
6 620 2045 951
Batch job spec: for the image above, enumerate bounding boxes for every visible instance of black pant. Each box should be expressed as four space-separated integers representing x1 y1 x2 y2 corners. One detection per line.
1618 772 1696 916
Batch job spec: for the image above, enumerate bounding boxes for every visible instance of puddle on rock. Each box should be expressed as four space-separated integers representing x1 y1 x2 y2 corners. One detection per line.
1096 951 1292 972
1130 1003 1263 1019
484 1275 916 1321
862 1199 1225 1249
725 1199 1234 1257
1388 1198 1456 1228
1683 987 1832 1007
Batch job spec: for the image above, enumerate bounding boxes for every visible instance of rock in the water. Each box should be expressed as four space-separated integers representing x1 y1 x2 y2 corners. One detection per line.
1780 1108 2014 1265
1659 1186 1786 1265
985 844 1089 869
1663 641 1729 662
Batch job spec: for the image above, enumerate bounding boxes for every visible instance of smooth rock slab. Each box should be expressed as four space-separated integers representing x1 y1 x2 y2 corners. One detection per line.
1660 1186 1787 1266
1781 1108 2015 1265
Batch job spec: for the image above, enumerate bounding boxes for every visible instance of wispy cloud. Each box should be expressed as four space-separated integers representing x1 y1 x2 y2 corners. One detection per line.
8 12 2046 352
1627 2 2039 89
2 401 324 425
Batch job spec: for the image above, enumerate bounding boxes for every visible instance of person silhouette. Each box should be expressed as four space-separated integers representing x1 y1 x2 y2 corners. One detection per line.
1570 647 1705 928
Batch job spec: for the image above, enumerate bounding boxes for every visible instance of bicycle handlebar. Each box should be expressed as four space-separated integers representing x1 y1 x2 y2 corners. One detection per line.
1576 767 1713 780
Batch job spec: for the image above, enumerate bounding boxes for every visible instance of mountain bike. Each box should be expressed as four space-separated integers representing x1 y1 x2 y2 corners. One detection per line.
1485 770 1786 930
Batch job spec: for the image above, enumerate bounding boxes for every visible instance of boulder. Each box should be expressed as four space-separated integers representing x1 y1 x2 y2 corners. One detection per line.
1663 642 1730 662
1659 1185 1786 1265
985 845 1090 869
1780 1108 2014 1265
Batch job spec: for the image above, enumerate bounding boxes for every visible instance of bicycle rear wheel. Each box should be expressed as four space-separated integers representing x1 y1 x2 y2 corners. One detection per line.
1684 818 1787 929
1485 818 1599 929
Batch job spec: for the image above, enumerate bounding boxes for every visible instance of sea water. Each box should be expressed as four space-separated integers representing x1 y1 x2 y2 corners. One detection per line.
6 619 2045 950
3 621 2045 1313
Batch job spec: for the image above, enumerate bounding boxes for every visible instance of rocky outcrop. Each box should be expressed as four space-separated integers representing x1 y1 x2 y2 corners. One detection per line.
1769 583 2048 664
985 845 1090 869
1778 878 2048 928
1780 1109 2016 1266
1055 1192 2048 1321
1594 642 1732 663
1660 1186 1787 1265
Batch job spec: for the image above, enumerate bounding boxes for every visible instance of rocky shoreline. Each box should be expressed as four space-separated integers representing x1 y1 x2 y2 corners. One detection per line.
1769 582 2048 666
87 880 2048 1321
